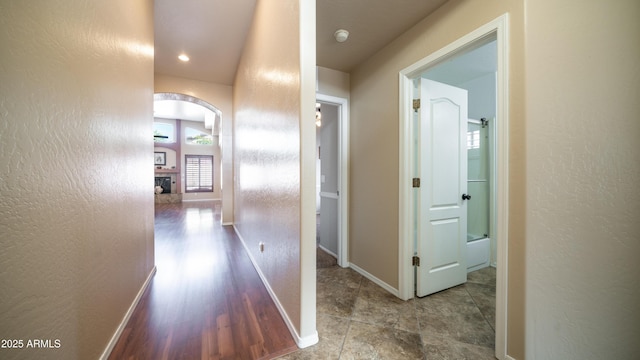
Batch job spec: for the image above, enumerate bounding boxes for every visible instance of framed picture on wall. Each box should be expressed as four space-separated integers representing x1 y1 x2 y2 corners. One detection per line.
154 151 166 165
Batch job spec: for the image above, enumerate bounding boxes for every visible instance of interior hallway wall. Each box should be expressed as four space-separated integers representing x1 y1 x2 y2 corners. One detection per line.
232 0 317 345
317 66 350 100
524 0 640 358
348 1 526 357
0 1 155 359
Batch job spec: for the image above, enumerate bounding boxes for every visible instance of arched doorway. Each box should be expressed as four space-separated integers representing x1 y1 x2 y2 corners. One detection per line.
153 93 231 223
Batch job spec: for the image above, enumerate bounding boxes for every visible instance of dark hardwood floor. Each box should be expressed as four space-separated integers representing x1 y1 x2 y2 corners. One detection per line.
109 201 298 360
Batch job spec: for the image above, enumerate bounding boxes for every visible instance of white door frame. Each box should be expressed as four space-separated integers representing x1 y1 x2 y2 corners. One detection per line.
316 93 349 268
398 14 509 359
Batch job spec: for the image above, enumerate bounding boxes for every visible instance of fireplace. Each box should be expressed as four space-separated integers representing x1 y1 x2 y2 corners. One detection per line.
154 172 181 203
155 176 172 194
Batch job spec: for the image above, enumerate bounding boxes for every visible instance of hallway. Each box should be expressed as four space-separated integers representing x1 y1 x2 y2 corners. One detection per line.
110 201 496 359
109 201 297 359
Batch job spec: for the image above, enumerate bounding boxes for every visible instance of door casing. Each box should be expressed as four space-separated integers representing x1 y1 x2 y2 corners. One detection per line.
398 14 510 359
316 93 349 268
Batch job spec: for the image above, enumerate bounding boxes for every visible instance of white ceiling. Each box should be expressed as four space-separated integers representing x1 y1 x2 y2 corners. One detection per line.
154 0 449 120
154 0 257 85
316 0 448 73
154 0 449 84
154 100 208 122
424 39 497 85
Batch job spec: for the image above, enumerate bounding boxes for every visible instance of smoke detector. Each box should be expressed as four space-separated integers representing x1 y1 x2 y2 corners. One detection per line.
334 29 349 43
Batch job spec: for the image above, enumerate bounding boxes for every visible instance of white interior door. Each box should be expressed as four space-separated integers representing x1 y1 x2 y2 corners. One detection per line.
417 78 468 297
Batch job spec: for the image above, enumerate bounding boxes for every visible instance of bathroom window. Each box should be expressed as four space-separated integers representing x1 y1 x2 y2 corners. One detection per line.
185 155 213 193
467 130 480 149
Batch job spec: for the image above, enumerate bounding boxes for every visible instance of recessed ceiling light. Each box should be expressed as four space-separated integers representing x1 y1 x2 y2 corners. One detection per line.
178 54 190 62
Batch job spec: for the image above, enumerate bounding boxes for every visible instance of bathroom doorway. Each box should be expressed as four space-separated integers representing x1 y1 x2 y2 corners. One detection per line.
398 15 510 358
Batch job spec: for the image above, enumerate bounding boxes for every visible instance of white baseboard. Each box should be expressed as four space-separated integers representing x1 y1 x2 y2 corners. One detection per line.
296 330 319 348
100 266 157 360
317 244 337 259
349 263 400 298
505 355 517 360
233 226 319 349
181 198 221 202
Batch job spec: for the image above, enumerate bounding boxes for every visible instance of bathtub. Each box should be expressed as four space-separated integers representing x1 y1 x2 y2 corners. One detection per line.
467 236 491 273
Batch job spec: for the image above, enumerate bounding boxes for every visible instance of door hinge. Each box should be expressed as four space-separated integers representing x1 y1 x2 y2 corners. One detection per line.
413 99 420 112
412 178 420 188
412 256 420 266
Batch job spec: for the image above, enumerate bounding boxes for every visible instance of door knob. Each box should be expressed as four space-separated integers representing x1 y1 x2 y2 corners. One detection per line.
462 194 471 200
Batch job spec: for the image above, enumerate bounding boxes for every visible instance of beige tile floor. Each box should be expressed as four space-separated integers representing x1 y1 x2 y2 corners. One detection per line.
279 259 497 360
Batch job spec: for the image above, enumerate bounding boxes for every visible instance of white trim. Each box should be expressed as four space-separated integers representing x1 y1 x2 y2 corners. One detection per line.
494 13 510 360
153 92 223 121
100 266 157 360
233 226 319 348
316 93 349 268
318 244 338 259
398 69 415 302
398 14 510 360
349 263 400 298
181 198 221 202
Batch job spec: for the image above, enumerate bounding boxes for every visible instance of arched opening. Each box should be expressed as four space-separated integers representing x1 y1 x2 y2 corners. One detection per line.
153 92 224 205
153 93 222 134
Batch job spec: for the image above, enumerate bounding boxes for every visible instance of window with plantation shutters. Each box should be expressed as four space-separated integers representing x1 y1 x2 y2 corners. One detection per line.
185 155 213 193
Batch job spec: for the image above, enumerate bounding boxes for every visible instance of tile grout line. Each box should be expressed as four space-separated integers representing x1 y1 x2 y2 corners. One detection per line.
464 284 496 333
336 271 364 359
413 296 428 359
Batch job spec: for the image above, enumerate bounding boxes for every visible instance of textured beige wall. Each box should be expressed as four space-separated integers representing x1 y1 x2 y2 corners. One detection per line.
233 0 317 344
154 74 234 222
524 1 640 359
0 1 154 359
349 0 525 357
317 66 350 99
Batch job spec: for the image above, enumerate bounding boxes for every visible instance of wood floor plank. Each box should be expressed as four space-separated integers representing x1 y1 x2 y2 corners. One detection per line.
217 314 233 358
108 201 297 359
